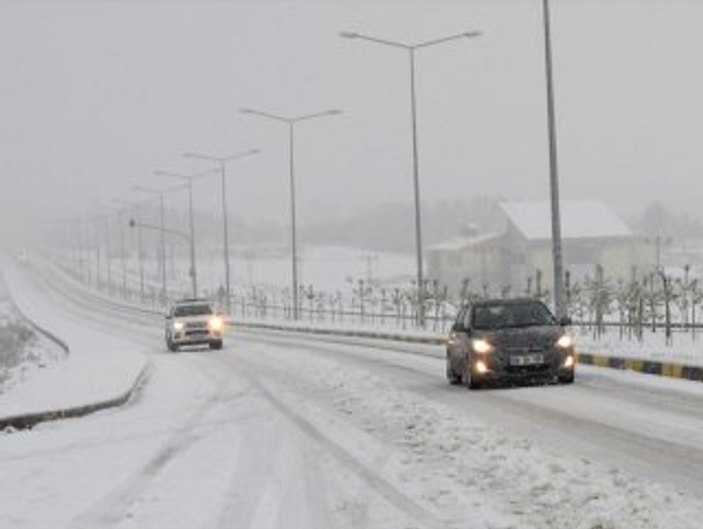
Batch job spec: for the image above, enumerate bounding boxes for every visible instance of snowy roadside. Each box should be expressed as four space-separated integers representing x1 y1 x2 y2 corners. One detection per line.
0 276 65 393
576 328 703 367
0 257 149 429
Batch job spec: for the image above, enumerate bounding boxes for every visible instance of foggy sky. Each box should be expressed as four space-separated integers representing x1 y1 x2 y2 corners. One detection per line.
2 0 703 246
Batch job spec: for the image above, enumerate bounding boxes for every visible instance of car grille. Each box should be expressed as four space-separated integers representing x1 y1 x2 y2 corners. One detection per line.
503 344 547 354
185 321 207 330
505 364 551 375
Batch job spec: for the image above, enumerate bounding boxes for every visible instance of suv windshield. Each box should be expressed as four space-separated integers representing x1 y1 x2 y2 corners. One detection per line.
173 304 213 317
472 301 557 330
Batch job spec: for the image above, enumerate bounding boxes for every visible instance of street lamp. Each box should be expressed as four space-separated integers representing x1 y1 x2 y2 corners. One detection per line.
96 213 113 294
129 218 191 244
113 197 149 303
541 0 566 318
340 30 481 328
240 107 341 320
90 214 102 289
87 211 112 294
105 201 129 299
132 184 175 305
154 168 216 298
182 148 259 315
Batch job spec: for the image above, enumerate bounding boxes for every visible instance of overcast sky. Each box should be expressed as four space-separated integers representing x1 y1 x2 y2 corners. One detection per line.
1 0 703 245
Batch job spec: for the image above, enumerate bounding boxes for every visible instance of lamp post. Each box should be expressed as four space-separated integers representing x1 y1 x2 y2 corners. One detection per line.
113 197 147 302
154 168 216 299
128 217 194 300
340 30 481 327
240 107 341 320
92 215 102 289
107 200 131 299
129 218 191 244
100 214 113 294
133 185 172 305
182 148 259 314
541 0 566 319
81 216 92 286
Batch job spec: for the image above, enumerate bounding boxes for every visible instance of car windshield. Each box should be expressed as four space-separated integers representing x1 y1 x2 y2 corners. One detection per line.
472 301 557 330
173 304 213 317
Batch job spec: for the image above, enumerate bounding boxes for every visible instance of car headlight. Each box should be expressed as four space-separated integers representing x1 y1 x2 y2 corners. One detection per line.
447 331 459 346
471 338 493 354
173 321 184 331
556 334 573 348
208 316 224 331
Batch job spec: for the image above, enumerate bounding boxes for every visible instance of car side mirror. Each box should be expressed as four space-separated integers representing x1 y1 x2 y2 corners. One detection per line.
559 316 572 326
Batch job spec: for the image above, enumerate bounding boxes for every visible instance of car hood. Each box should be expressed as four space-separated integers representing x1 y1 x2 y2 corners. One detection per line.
171 315 213 323
474 326 563 351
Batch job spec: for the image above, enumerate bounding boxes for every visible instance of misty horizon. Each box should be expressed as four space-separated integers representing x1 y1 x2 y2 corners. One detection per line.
2 1 703 248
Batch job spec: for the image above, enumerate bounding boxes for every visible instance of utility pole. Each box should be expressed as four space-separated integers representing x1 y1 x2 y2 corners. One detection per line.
542 0 566 318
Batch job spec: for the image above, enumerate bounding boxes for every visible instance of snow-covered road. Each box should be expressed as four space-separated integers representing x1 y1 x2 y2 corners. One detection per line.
2 263 703 528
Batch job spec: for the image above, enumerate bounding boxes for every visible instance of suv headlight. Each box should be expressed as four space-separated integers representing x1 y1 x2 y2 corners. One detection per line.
471 338 493 354
173 321 184 331
556 335 573 348
208 316 224 331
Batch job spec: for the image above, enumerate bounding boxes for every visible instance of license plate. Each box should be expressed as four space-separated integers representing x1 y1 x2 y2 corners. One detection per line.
510 354 544 366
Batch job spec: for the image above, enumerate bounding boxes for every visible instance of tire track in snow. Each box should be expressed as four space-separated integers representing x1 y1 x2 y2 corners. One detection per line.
210 352 451 529
201 406 333 529
66 374 248 529
245 330 703 498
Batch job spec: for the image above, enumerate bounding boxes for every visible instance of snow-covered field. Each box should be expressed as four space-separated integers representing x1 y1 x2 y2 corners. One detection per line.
2 254 703 528
68 245 416 300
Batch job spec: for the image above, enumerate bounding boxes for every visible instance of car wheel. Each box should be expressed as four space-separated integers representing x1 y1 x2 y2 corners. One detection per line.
209 340 223 350
462 360 482 390
559 370 575 384
446 354 462 385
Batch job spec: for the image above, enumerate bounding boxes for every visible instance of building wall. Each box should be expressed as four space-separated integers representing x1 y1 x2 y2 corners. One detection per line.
427 243 506 294
428 233 657 296
426 248 465 293
598 242 633 280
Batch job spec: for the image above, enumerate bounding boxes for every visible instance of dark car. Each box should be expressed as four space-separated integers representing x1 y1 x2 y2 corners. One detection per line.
446 298 575 389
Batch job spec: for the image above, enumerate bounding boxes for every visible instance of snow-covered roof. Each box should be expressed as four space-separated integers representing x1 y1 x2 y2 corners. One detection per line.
500 200 632 241
427 232 503 251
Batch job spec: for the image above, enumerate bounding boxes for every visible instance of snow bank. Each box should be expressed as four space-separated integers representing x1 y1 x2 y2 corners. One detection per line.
0 256 149 427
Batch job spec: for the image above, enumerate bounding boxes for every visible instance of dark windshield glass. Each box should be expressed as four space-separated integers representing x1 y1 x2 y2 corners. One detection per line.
173 304 213 317
472 302 557 330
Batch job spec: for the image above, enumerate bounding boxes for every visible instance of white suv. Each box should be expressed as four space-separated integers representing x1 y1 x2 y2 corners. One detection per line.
165 299 225 351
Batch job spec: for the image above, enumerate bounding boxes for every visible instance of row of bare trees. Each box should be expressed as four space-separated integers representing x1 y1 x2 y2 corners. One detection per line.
229 265 703 343
53 248 703 343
